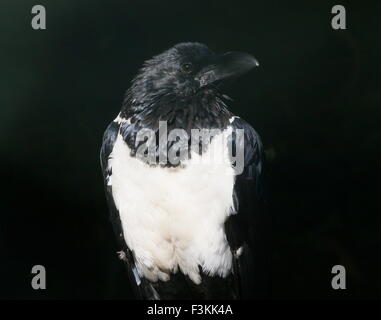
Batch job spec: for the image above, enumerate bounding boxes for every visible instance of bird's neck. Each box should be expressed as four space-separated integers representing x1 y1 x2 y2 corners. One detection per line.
118 90 233 168
121 89 232 133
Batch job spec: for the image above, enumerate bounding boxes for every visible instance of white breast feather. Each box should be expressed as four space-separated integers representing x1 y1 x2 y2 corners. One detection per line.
109 128 235 284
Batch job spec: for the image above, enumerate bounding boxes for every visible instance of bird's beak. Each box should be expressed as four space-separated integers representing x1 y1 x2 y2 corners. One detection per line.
196 52 259 88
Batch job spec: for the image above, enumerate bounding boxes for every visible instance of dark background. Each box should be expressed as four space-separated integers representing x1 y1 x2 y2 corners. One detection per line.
1 0 380 299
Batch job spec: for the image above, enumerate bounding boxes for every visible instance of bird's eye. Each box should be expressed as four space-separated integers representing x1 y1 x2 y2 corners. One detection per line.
182 63 193 73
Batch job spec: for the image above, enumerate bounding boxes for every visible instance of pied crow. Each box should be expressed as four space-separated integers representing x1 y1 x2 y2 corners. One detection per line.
100 42 266 299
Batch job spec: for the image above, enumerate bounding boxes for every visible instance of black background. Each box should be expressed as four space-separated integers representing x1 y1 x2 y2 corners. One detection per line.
1 0 380 299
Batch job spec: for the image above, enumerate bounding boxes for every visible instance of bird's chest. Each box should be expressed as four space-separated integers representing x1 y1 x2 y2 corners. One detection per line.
109 129 235 283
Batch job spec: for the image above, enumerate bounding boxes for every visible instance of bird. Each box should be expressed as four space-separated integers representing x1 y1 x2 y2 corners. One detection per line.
100 42 266 299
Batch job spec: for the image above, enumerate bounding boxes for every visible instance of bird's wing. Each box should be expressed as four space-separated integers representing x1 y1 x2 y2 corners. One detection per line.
100 120 159 299
226 116 268 299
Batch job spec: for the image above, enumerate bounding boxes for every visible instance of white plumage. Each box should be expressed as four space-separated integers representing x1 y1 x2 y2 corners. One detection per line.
108 125 235 284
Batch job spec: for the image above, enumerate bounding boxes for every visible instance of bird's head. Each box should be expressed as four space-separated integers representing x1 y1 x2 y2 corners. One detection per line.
127 42 259 105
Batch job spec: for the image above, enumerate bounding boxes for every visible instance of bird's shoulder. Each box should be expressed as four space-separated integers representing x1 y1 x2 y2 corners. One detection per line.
230 116 263 168
100 120 120 172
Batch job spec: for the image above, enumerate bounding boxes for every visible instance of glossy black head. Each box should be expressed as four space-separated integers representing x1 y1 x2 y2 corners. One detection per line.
127 42 258 105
